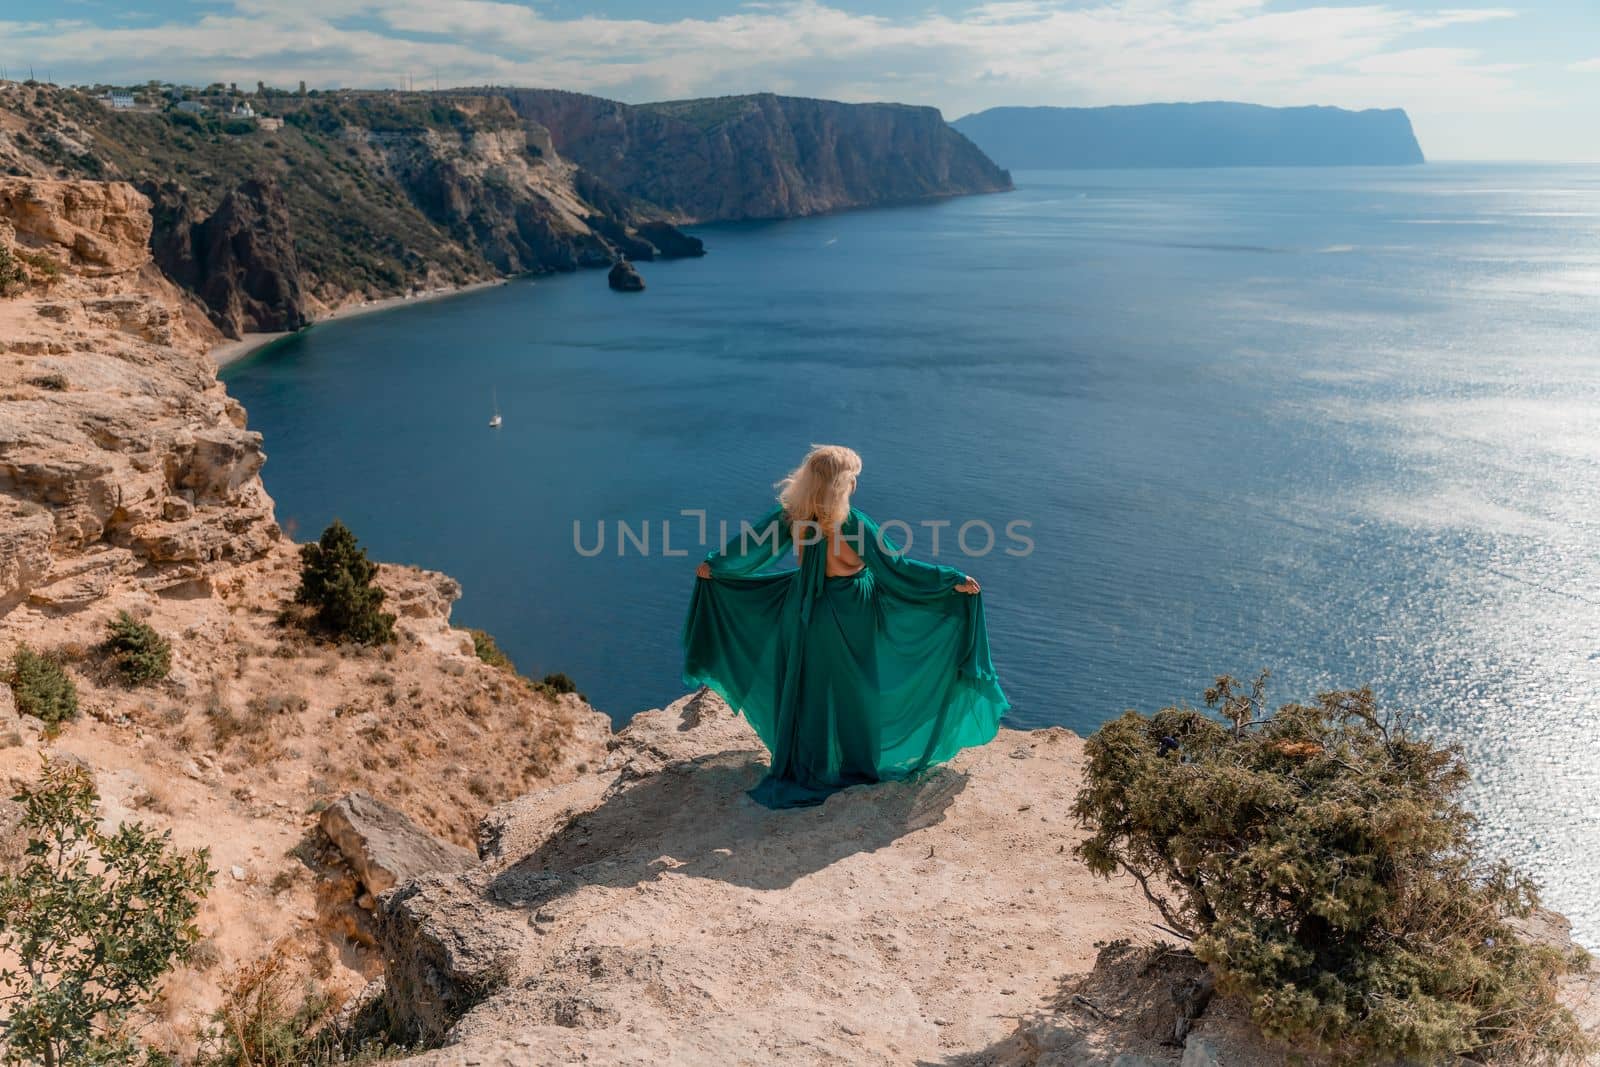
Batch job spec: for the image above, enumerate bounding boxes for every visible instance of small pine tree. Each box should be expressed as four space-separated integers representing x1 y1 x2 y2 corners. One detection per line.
104 611 172 685
8 646 78 727
0 759 213 1066
294 520 396 645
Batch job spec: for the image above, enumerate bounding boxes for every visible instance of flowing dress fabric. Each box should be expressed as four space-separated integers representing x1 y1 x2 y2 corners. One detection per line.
682 507 1009 808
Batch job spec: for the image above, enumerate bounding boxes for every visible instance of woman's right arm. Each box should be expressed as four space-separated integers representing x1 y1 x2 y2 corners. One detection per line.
698 505 792 579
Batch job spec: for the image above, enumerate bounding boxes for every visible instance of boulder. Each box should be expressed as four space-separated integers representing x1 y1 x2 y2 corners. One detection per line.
320 791 476 898
0 498 55 609
606 260 644 292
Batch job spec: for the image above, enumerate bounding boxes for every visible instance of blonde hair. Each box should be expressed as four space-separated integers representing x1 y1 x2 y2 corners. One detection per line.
777 444 862 531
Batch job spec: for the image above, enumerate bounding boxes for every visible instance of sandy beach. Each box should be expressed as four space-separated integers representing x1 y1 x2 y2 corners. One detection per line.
208 278 511 368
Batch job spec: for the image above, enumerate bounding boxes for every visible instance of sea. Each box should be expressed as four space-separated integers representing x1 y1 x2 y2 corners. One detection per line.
223 163 1600 945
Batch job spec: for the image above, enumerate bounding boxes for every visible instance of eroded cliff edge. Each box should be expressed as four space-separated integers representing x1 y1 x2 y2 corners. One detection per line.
0 177 612 1051
375 692 1600 1066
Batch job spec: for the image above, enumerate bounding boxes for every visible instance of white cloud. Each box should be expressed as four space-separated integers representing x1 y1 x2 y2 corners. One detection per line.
1571 58 1600 72
0 0 1525 127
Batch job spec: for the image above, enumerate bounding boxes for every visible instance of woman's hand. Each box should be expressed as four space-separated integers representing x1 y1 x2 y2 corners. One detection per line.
696 562 712 580
954 576 980 594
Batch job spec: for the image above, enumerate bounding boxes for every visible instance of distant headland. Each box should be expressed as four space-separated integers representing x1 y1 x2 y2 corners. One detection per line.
952 101 1426 170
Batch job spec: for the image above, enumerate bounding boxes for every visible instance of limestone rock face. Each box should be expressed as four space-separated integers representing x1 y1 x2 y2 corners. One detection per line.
322 792 477 898
0 178 277 609
0 178 152 275
500 90 1014 223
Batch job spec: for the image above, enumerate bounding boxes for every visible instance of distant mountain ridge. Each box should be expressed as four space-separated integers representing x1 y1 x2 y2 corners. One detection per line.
491 89 1013 222
952 102 1425 170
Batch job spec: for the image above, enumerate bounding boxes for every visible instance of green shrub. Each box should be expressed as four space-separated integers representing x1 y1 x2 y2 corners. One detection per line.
538 672 578 697
0 245 24 295
293 521 396 645
0 759 213 1066
1072 675 1593 1065
8 646 79 727
27 373 68 391
467 629 512 670
104 611 172 685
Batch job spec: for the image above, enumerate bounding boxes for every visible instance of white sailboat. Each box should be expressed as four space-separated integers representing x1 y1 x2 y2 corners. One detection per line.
489 388 502 428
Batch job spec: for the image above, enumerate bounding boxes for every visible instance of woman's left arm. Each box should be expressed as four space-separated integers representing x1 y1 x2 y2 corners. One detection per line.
856 512 975 599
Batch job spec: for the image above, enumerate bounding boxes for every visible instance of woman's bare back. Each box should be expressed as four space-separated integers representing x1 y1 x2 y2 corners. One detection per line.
794 523 865 577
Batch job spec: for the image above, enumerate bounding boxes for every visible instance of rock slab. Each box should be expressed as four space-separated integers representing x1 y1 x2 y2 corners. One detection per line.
321 791 476 898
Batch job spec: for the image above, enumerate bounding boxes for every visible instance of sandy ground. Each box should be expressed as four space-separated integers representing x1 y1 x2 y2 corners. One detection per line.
209 279 512 368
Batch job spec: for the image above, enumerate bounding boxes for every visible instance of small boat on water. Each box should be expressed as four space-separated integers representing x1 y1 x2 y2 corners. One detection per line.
489 388 502 428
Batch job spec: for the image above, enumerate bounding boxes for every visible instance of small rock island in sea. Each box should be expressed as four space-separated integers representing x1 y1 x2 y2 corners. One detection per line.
608 259 646 291
952 101 1426 169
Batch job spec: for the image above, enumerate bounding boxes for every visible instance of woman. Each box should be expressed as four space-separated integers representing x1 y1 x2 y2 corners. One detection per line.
682 444 1009 808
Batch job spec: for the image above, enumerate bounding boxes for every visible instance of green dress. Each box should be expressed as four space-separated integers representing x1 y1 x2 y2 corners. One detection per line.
682 506 1009 808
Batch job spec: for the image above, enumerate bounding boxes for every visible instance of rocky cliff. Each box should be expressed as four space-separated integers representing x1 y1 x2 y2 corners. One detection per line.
0 179 611 1054
952 102 1426 170
495 89 1014 222
0 175 275 610
0 84 704 337
144 176 311 338
0 83 1011 339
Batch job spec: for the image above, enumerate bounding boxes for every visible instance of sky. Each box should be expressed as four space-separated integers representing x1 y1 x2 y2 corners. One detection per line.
2 0 1596 160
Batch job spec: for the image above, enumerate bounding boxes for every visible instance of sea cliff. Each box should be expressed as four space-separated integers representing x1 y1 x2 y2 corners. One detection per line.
0 84 701 338
953 102 1426 170
0 82 1011 342
492 89 1014 222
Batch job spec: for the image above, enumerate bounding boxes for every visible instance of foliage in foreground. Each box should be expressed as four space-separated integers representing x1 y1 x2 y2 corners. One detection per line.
1073 675 1595 1065
0 760 213 1066
104 610 173 685
7 645 79 727
294 520 396 645
199 950 404 1066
